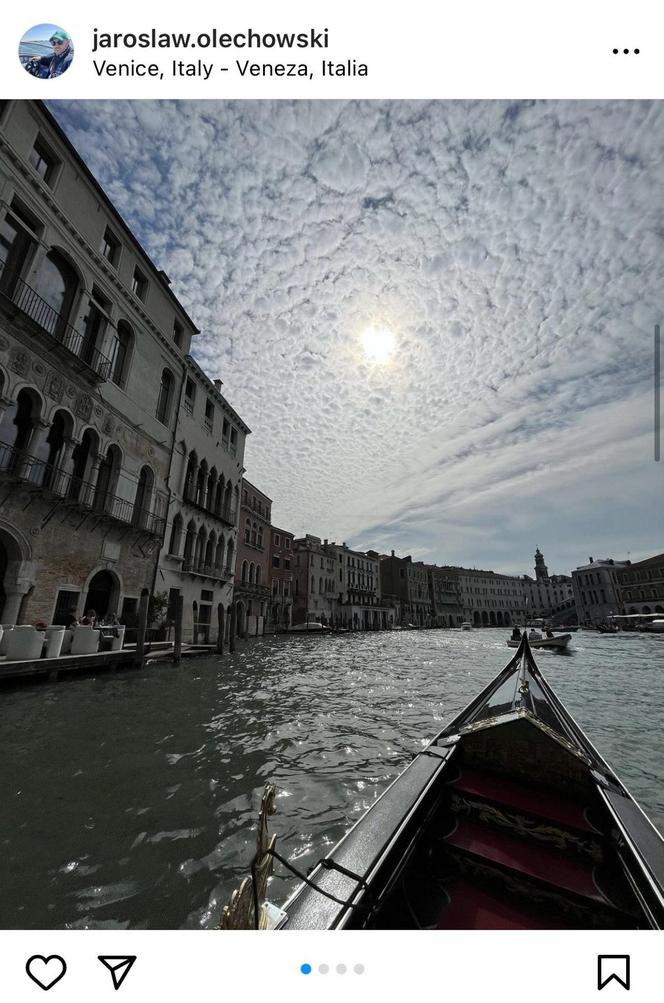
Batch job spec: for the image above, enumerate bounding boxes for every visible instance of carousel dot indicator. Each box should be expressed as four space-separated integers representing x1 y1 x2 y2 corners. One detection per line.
354 964 365 974
300 963 312 975
336 963 347 974
318 964 329 974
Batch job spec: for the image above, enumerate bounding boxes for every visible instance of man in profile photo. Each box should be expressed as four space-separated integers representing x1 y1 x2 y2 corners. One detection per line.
28 29 73 78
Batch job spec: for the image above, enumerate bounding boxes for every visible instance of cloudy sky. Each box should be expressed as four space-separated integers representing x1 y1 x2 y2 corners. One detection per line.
50 100 663 577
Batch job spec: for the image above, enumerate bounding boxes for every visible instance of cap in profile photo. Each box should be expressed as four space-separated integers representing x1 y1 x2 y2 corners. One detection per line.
19 23 74 79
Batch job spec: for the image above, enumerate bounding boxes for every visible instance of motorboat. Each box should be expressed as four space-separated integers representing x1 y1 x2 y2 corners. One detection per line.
286 620 330 633
507 632 571 652
223 635 664 929
461 622 473 631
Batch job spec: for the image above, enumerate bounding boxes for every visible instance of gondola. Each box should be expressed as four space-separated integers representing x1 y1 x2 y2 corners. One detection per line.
257 634 664 930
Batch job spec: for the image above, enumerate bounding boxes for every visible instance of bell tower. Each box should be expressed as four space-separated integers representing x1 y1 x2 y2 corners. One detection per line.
534 547 549 581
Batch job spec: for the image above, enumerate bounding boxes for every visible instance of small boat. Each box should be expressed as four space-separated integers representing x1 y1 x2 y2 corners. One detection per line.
507 632 571 651
461 622 473 631
552 625 578 633
646 620 664 634
286 620 331 633
232 635 664 930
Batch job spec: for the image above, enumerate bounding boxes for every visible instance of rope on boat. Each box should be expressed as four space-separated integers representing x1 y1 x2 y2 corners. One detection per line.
252 846 374 926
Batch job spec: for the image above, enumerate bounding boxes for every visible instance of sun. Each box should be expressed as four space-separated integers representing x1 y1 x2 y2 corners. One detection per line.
360 325 396 365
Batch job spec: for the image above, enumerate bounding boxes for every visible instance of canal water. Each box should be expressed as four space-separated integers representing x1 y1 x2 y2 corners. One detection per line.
2 629 663 928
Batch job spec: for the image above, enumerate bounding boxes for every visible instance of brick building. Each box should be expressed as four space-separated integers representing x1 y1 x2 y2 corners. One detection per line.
234 479 272 635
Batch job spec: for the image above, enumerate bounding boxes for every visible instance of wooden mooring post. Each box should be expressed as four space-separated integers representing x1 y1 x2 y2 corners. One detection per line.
173 593 184 664
136 587 150 667
216 603 225 655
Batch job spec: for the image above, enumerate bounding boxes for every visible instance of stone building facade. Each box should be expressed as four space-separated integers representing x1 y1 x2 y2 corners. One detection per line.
0 100 199 626
616 554 664 616
292 534 337 626
156 357 248 644
234 479 272 636
571 557 630 625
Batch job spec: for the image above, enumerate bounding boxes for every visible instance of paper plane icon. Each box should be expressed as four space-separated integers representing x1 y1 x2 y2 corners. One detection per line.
98 956 137 991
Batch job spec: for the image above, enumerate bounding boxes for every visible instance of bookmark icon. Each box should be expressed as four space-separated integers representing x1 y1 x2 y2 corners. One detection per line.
98 956 137 991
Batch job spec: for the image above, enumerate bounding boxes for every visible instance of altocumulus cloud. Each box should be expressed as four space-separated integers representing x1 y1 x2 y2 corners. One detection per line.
49 100 664 574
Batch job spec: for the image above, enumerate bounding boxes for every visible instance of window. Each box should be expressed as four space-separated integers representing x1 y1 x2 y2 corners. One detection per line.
230 426 237 455
100 227 120 267
81 286 111 368
222 418 230 439
204 399 214 433
0 200 40 291
132 266 148 301
156 368 175 425
184 378 196 415
284 558 290 570
111 321 133 386
274 534 280 546
285 538 291 550
173 320 184 348
32 249 78 335
272 556 281 568
29 137 59 186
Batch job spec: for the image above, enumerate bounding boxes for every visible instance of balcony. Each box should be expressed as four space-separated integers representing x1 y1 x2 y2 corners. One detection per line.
182 486 237 527
182 561 233 580
0 259 113 381
0 441 166 536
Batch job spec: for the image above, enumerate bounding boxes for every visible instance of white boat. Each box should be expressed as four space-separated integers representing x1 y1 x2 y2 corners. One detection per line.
287 620 330 633
646 619 664 633
461 622 472 631
507 632 571 651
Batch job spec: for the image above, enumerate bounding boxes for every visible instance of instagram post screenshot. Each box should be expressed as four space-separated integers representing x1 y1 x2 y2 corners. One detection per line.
0 1 663 999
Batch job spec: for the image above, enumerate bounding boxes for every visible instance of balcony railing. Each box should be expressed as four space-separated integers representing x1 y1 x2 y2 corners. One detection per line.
182 561 233 579
182 486 237 527
0 441 166 536
0 259 113 381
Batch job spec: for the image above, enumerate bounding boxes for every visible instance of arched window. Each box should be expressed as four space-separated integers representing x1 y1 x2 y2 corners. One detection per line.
111 320 133 387
215 534 225 571
68 427 98 500
132 465 154 527
214 474 224 516
244 518 251 543
156 368 175 425
168 513 183 556
249 562 255 584
183 520 196 568
32 249 78 335
43 409 72 492
204 531 216 571
256 565 262 586
207 467 217 512
183 450 197 502
10 388 41 456
241 560 248 583
93 444 121 515
257 526 263 548
195 525 207 571
196 460 208 508
226 538 235 574
311 576 315 593
251 522 257 545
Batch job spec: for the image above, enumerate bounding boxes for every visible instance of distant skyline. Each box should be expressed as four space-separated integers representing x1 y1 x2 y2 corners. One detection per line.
49 100 664 576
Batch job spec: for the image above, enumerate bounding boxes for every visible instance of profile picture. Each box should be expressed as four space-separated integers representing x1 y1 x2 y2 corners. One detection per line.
19 23 74 78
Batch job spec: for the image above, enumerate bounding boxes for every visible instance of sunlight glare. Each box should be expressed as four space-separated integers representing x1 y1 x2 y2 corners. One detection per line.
360 325 396 364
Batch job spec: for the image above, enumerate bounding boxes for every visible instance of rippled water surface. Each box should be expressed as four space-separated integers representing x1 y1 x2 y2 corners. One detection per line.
2 629 663 928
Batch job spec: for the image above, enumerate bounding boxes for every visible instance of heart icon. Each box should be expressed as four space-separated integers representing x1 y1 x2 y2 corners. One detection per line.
25 955 67 991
